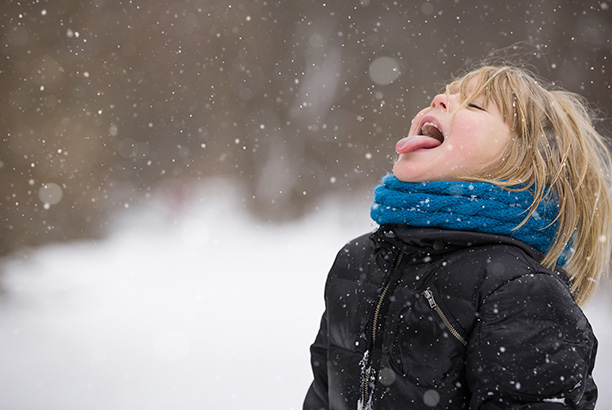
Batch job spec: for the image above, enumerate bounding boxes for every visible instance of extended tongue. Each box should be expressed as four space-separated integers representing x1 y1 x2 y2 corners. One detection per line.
396 135 443 154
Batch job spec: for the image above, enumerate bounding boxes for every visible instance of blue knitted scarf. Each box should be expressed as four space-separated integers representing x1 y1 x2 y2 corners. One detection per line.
371 174 570 265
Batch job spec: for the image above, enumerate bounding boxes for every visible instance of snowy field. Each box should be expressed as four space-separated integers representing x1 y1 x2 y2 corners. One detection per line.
0 179 610 410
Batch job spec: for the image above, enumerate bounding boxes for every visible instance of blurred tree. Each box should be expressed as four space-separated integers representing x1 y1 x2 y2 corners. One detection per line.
1 0 611 257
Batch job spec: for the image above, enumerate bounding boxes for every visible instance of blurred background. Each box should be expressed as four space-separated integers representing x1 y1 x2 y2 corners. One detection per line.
1 1 612 409
2 0 612 253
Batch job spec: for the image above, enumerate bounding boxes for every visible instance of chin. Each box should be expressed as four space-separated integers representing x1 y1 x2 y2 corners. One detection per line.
392 167 421 183
393 166 448 183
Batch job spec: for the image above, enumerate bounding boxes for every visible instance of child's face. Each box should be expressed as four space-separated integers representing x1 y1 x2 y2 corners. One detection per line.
393 87 511 182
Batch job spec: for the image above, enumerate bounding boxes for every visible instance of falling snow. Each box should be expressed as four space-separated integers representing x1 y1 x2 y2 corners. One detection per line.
1 1 612 407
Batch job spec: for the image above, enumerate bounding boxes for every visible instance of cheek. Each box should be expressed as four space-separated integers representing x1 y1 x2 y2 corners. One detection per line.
449 121 480 150
451 116 507 148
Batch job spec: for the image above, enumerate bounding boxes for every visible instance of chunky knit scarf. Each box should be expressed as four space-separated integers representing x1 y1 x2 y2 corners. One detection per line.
371 174 570 265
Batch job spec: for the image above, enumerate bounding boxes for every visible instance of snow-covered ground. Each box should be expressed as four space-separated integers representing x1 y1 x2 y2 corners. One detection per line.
0 179 610 409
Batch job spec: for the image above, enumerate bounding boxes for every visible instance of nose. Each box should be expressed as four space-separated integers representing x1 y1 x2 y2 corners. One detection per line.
431 93 448 110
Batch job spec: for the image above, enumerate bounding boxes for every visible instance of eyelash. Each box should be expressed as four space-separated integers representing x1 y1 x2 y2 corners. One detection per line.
468 103 485 111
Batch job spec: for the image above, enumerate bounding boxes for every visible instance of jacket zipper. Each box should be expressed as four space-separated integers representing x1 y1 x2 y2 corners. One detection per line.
422 288 467 346
361 251 404 410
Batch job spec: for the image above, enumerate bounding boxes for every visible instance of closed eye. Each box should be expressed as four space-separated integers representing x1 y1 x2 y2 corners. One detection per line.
468 103 485 111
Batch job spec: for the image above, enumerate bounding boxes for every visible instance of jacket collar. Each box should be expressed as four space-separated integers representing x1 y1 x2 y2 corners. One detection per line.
370 223 573 295
372 223 545 262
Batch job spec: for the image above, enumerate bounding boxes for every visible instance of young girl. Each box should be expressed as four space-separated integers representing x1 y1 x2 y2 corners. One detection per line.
304 65 612 410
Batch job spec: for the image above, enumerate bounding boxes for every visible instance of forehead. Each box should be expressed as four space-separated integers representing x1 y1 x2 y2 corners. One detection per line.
450 70 519 124
452 71 514 104
449 72 493 96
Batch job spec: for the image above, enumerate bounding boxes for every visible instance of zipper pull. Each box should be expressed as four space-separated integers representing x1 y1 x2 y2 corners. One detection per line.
423 288 437 309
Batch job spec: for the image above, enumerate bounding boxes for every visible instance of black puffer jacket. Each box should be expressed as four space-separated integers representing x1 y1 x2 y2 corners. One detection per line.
304 225 597 410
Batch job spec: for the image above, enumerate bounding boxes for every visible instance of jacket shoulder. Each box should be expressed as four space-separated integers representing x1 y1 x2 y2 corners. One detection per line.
326 232 377 280
445 241 572 299
460 245 596 408
341 231 376 255
467 254 596 408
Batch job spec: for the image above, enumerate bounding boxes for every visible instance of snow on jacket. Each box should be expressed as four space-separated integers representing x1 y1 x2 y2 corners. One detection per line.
304 224 597 410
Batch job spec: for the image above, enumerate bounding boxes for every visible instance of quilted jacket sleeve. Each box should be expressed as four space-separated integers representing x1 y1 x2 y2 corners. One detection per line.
303 310 329 410
466 272 597 409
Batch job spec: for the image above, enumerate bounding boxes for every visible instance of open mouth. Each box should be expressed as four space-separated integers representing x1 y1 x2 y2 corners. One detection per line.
395 117 445 155
419 121 444 143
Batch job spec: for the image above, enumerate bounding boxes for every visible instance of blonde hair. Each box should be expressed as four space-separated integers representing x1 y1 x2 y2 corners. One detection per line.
446 65 612 305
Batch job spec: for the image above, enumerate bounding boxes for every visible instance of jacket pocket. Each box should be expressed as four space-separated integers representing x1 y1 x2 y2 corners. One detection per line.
422 287 467 346
390 287 467 387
